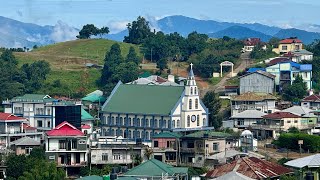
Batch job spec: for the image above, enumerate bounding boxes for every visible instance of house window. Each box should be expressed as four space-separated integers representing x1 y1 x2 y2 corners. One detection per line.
25 147 33 155
190 87 193 95
113 153 122 160
146 131 149 140
195 99 199 109
237 121 244 125
197 115 200 126
47 108 51 115
294 120 298 123
102 153 108 161
37 120 43 127
136 131 140 138
116 117 119 125
154 119 158 128
35 108 44 115
163 120 167 128
14 107 23 114
213 143 219 151
172 120 175 128
111 116 114 125
154 140 159 147
47 121 51 128
295 45 300 50
187 116 190 127
136 118 140 127
59 140 66 149
309 120 313 123
128 118 132 126
287 120 291 123
189 99 192 109
120 117 123 126
194 87 197 94
128 130 132 138
282 45 287 50
72 139 77 149
146 118 149 127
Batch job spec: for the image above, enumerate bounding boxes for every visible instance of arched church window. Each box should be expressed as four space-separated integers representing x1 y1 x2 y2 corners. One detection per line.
203 118 206 126
197 115 200 126
190 87 193 95
177 120 180 128
189 99 192 109
187 116 190 127
172 120 175 128
194 87 197 94
195 98 199 109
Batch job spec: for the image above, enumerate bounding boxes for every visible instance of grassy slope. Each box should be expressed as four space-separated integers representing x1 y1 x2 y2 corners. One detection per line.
13 39 141 95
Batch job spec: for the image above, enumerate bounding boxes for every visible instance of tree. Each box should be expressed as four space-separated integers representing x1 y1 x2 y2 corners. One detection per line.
282 75 307 102
112 62 139 83
5 154 28 179
33 45 38 49
202 91 222 128
269 37 281 48
76 24 99 39
144 147 153 160
1 49 18 65
18 161 65 180
29 147 45 160
156 58 168 72
98 26 110 38
100 43 123 85
124 16 152 44
288 127 300 134
126 47 140 65
185 31 208 57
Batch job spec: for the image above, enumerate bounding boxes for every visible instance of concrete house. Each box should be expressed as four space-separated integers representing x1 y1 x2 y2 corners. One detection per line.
100 64 209 141
230 92 277 116
10 136 41 155
239 70 275 94
230 110 266 129
284 49 314 62
272 38 303 54
45 121 87 176
242 38 265 52
301 94 320 110
266 62 312 91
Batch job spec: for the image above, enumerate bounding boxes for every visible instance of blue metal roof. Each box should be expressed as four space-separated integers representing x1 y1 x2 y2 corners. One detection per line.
247 68 266 73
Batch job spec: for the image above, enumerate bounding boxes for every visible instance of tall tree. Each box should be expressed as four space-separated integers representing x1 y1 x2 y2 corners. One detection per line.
186 31 208 57
100 43 123 85
112 62 139 83
126 46 140 65
283 75 307 102
156 58 168 72
98 26 110 38
124 16 152 44
76 24 99 39
202 91 222 128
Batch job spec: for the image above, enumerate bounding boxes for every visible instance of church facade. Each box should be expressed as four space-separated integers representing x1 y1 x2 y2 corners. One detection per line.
100 64 209 140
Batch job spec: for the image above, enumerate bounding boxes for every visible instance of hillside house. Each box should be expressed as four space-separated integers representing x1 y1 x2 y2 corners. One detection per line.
45 121 88 177
265 62 312 91
230 92 277 116
2 94 83 130
272 38 303 54
301 94 320 110
284 49 314 62
100 64 209 141
239 70 275 94
10 136 41 155
242 38 266 52
230 110 266 129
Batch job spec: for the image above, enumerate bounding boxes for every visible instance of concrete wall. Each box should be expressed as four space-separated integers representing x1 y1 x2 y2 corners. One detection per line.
240 73 274 94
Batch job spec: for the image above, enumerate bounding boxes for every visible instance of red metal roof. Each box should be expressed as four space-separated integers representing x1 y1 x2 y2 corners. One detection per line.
244 38 261 46
0 113 25 121
205 157 292 179
263 112 300 119
23 123 36 130
268 57 291 66
302 94 320 102
279 38 302 44
47 121 84 136
81 124 91 129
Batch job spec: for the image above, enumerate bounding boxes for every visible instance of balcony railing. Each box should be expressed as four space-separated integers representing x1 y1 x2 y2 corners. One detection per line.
57 161 86 167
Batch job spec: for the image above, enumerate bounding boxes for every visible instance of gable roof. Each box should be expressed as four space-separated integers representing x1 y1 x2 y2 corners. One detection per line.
231 110 266 119
152 132 182 139
291 49 313 55
285 154 320 168
302 94 320 102
244 38 261 46
12 94 55 103
282 106 315 117
267 57 291 66
206 157 292 179
47 121 84 136
82 94 106 103
102 83 184 115
279 38 302 44
247 68 266 73
10 137 40 146
231 92 277 101
240 70 275 79
0 113 25 121
124 158 188 176
263 112 300 119
81 124 91 129
81 108 94 121
215 171 255 180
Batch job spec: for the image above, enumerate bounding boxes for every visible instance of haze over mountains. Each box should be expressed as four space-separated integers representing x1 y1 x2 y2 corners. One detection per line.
1 15 320 48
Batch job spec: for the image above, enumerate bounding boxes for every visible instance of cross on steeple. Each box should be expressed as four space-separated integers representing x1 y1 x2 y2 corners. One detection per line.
190 63 193 70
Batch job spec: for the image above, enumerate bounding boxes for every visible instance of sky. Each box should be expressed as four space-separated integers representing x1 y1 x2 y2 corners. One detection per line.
1 0 320 33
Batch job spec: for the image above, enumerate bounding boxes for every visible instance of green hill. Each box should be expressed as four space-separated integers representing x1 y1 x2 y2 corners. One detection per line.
13 39 141 96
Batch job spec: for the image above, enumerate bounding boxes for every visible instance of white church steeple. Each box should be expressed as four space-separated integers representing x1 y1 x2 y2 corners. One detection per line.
186 63 198 96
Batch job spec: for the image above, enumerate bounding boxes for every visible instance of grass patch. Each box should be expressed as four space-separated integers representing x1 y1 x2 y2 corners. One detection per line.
210 77 222 85
226 77 239 86
221 99 230 108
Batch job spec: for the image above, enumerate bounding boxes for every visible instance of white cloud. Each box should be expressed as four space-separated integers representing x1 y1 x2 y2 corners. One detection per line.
107 21 129 33
145 14 161 32
50 20 78 42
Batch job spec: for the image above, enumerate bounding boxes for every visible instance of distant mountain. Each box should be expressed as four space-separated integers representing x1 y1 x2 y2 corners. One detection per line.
208 26 273 42
274 28 320 44
105 30 128 42
157 15 281 36
0 16 78 48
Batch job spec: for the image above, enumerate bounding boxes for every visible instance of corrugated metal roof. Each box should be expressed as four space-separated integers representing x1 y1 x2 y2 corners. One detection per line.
231 92 276 101
231 110 266 119
285 154 320 168
11 137 40 146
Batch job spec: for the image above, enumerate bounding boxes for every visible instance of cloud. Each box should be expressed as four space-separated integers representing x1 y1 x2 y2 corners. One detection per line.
145 15 161 32
50 20 78 42
107 21 129 33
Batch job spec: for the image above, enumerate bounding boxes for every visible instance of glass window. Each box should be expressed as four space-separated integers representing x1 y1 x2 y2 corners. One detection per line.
128 118 132 126
37 120 43 127
154 119 158 128
282 45 287 50
154 141 159 147
128 130 132 138
107 116 111 124
190 87 193 95
189 99 192 109
111 116 114 125
136 131 140 138
47 121 50 128
177 120 180 128
120 117 123 126
146 118 149 127
195 99 199 109
163 120 166 128
59 140 66 149
137 118 140 127
197 115 200 126
194 87 197 94
72 139 77 149
172 120 175 128
146 131 149 140
203 118 206 126
102 153 108 161
213 143 219 151
187 116 190 127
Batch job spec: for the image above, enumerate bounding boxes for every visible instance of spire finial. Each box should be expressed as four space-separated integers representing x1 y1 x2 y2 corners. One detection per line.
190 63 193 70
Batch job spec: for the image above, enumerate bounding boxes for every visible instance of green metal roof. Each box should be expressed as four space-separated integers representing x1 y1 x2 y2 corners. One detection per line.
82 94 106 103
76 175 102 180
139 71 152 78
124 158 188 176
152 132 182 139
183 131 231 138
81 108 94 121
12 94 56 103
102 84 184 115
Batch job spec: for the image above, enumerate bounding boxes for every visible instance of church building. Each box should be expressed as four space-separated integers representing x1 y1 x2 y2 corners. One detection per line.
100 64 209 140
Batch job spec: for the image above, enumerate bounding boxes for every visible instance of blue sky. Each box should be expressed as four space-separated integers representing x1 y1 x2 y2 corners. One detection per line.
1 0 320 33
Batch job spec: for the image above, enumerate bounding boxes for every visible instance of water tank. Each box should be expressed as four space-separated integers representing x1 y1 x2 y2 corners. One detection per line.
168 75 175 82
